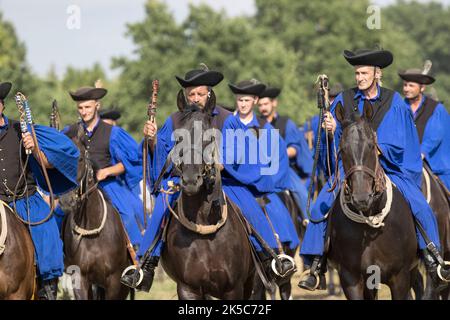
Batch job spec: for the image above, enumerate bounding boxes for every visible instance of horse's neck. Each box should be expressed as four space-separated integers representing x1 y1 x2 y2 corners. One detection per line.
181 187 221 225
73 189 103 228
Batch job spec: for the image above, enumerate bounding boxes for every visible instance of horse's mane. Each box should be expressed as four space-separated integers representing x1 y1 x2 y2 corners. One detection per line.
179 106 213 130
340 113 375 141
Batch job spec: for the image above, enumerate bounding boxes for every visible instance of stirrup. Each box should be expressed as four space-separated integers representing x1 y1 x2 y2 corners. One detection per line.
298 269 320 290
121 265 144 286
437 261 450 282
271 254 297 277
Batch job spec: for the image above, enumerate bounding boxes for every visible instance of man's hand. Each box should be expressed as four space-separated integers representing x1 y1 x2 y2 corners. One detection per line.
143 120 157 140
96 168 110 182
22 133 35 153
322 111 336 135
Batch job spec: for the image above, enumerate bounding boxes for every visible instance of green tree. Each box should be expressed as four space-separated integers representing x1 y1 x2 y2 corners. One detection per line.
254 0 423 120
0 12 35 113
384 0 450 106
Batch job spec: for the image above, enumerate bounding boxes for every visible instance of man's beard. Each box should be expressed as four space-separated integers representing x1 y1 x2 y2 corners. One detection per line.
406 93 421 101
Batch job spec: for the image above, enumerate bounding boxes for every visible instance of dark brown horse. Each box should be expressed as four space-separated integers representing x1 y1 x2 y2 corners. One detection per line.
160 106 255 300
326 103 419 300
417 164 450 299
0 201 35 299
59 126 134 300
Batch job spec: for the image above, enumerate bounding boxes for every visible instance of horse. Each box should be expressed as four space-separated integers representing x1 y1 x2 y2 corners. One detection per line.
326 103 419 300
417 163 450 299
0 201 35 299
160 101 255 300
59 125 134 300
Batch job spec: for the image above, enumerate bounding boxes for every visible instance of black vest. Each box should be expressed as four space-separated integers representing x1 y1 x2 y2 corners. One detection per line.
0 119 37 202
270 115 289 139
342 87 395 132
65 121 113 170
414 96 439 143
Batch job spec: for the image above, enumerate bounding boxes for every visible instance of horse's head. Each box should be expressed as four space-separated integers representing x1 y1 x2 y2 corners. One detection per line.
172 93 221 197
335 101 384 212
59 124 97 213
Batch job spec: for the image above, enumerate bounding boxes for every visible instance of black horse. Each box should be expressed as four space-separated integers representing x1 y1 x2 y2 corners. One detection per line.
59 126 134 300
326 103 419 299
0 201 35 299
160 102 255 300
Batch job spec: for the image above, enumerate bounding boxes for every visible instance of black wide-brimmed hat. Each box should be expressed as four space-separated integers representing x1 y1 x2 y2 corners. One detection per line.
228 80 266 96
69 86 108 101
100 108 121 121
329 83 344 98
398 60 435 85
343 49 393 69
176 69 224 88
0 82 12 100
258 86 281 99
398 69 435 85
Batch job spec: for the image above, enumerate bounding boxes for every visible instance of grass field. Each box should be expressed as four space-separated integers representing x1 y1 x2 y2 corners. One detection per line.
133 252 395 300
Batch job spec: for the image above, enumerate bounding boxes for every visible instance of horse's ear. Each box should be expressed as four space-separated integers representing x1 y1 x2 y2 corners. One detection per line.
362 100 374 121
204 90 216 115
335 101 345 124
76 123 84 141
177 89 187 112
76 124 86 146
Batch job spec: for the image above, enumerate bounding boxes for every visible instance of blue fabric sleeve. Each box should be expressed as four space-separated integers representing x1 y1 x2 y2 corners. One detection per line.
28 125 79 195
109 126 143 190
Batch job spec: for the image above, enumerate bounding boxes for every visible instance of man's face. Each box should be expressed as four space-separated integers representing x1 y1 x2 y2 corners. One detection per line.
403 81 424 100
0 100 4 116
236 94 257 117
258 97 276 117
77 100 99 123
185 86 209 108
354 66 377 91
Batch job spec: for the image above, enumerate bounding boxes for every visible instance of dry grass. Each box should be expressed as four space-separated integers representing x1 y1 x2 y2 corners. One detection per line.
134 250 396 300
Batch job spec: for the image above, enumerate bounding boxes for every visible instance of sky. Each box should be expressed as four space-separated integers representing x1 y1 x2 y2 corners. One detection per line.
0 0 448 78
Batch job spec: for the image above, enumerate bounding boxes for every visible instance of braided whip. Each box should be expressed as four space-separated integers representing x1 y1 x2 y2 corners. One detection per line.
13 92 55 226
142 80 159 229
304 75 336 224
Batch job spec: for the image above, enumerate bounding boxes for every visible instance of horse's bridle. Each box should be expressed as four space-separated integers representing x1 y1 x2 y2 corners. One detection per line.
172 143 218 192
76 150 98 206
338 143 386 205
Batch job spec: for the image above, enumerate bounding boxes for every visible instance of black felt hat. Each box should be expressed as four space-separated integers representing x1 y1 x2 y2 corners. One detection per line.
343 49 393 69
100 108 121 121
69 86 108 101
228 80 266 96
329 83 344 98
0 82 12 100
176 69 224 88
258 87 281 99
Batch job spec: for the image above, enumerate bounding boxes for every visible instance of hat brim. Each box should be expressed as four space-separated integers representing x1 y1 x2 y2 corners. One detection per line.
176 71 224 88
398 72 435 85
0 82 12 100
228 83 266 96
69 88 107 101
259 87 281 99
343 50 393 69
100 110 121 120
